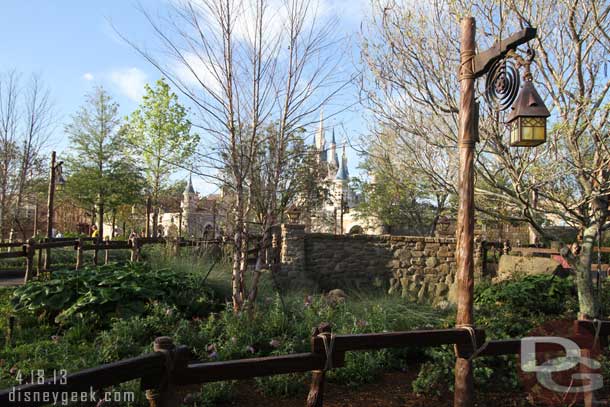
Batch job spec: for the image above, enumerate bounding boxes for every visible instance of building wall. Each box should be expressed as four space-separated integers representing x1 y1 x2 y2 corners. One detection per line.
276 224 484 305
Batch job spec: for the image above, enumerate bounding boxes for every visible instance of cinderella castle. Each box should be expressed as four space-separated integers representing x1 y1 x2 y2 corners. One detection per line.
305 113 382 235
158 176 222 239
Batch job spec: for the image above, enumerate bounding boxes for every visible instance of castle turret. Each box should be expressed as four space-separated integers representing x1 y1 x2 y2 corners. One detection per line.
329 129 339 172
181 175 197 236
335 144 349 181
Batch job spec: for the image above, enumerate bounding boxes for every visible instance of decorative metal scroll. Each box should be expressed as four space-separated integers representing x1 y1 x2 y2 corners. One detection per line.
484 58 520 112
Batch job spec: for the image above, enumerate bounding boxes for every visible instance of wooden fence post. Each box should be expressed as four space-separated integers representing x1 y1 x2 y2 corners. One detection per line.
145 336 180 407
36 240 43 276
24 239 36 283
104 237 110 265
75 238 84 270
307 323 332 407
131 237 141 262
93 240 99 266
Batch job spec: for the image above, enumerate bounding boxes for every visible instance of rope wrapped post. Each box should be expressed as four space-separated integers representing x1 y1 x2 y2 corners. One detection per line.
307 322 339 407
145 336 182 407
103 237 109 265
24 239 36 283
130 237 141 262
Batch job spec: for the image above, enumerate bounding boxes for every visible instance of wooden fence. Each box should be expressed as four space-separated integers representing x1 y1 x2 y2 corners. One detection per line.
0 319 606 407
0 236 227 284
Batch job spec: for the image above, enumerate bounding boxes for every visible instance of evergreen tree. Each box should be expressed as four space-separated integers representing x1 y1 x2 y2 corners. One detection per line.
64 86 141 239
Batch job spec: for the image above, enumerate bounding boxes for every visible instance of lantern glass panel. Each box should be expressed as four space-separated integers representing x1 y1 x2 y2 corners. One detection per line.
510 119 520 144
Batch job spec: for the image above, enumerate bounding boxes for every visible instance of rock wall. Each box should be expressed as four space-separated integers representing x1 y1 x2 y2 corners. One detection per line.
276 224 484 304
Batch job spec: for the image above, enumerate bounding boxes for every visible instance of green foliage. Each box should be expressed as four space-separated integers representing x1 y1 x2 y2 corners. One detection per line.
63 86 145 231
412 275 579 397
124 78 198 202
474 275 576 317
255 373 306 397
11 262 220 327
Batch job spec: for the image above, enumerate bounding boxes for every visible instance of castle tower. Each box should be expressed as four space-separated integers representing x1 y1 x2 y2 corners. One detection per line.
329 129 339 174
181 175 197 236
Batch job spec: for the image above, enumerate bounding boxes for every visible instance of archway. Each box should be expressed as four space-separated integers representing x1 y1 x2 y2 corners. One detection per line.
348 225 363 235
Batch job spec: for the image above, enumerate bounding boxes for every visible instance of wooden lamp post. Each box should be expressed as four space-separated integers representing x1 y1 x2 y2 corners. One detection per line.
454 18 548 407
44 151 65 270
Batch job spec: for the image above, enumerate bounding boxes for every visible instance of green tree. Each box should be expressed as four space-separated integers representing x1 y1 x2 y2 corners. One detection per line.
124 78 198 236
64 87 140 239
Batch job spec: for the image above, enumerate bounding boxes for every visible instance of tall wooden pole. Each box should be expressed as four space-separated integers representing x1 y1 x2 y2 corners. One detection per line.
44 151 56 270
454 16 477 407
46 151 56 240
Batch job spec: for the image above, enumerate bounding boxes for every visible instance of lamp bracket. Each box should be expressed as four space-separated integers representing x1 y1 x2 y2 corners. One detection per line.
473 27 537 78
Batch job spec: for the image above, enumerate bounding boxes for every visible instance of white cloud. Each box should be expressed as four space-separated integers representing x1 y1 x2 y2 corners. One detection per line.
109 67 148 102
83 72 94 81
172 53 223 95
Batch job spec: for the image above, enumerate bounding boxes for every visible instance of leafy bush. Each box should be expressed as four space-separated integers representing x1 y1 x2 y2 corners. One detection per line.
412 275 579 397
11 262 221 327
474 275 576 316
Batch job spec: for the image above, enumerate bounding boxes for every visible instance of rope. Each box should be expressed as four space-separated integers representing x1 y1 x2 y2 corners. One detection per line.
456 324 489 362
459 50 476 81
318 332 336 371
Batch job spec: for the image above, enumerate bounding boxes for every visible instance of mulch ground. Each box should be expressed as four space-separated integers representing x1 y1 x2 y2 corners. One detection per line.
219 370 541 407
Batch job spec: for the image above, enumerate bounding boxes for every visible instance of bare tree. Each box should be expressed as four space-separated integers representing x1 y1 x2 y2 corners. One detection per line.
0 71 19 241
0 71 54 241
119 0 350 311
362 0 609 317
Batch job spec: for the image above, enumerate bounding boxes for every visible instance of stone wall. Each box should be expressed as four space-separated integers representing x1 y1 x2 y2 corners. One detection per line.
276 224 484 304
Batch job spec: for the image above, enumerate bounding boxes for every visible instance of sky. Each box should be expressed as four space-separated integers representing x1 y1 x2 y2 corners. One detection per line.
0 0 370 195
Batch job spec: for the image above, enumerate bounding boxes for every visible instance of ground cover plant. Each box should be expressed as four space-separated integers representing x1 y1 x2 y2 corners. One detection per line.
0 252 606 406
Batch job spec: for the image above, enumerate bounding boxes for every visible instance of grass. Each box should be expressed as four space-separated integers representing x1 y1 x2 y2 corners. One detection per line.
0 248 602 406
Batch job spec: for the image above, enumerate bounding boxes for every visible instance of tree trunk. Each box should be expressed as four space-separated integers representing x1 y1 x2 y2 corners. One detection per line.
232 187 244 312
575 224 600 319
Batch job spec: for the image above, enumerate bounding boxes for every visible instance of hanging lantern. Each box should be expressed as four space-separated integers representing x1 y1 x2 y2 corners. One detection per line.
506 80 550 147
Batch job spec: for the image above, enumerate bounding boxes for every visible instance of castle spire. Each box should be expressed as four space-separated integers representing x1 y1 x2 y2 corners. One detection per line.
329 128 339 169
335 144 349 180
184 173 195 194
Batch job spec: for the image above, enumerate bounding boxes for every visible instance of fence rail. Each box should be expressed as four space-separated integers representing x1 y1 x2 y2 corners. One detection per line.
0 319 606 407
0 236 227 285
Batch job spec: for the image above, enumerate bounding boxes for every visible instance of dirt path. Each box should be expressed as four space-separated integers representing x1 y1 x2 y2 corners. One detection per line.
219 371 538 407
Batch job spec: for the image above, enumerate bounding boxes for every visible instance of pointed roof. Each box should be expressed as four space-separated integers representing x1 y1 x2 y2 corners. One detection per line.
184 174 195 194
330 129 339 168
506 80 551 122
335 145 349 180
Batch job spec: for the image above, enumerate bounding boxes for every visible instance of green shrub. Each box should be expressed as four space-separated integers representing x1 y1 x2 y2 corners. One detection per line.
194 381 235 406
474 274 576 316
413 274 580 397
11 262 221 327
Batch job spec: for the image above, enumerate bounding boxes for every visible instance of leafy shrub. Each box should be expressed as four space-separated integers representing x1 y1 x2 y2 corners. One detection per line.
474 275 576 316
413 275 579 397
11 262 220 327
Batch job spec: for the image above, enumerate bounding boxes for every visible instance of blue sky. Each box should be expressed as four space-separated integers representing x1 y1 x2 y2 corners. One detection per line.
0 0 369 195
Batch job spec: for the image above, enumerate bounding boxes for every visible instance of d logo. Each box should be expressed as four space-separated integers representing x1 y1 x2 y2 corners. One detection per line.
521 336 603 394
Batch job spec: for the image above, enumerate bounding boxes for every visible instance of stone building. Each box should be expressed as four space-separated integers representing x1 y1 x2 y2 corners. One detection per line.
306 113 383 235
159 176 222 239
